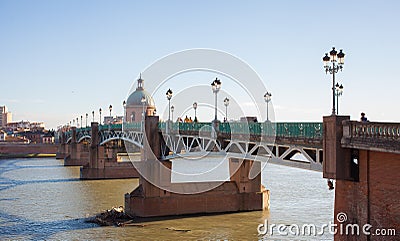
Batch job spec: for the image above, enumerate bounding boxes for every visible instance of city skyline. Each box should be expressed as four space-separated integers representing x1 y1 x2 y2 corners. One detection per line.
1 1 400 128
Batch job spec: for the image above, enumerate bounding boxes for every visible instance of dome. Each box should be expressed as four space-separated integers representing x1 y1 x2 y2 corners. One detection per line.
126 77 155 107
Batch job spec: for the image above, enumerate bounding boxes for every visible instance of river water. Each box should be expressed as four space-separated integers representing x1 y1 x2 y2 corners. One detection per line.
0 158 334 240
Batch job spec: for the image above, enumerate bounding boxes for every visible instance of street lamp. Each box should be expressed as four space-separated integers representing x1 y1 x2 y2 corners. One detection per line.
223 97 229 122
171 105 175 123
166 89 173 121
76 117 79 128
211 78 221 122
85 113 88 127
166 89 173 134
123 100 126 122
323 47 345 115
80 115 83 129
335 83 344 115
264 92 272 122
92 111 94 123
193 102 198 122
141 96 146 132
99 108 102 125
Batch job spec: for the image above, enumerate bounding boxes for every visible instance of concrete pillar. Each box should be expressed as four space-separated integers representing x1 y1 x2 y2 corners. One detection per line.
323 115 358 181
89 122 104 169
56 132 67 159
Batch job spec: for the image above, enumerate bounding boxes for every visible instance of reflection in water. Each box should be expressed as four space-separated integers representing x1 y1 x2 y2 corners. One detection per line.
0 158 333 240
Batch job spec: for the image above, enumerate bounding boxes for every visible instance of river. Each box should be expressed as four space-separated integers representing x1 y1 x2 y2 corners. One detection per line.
0 157 334 240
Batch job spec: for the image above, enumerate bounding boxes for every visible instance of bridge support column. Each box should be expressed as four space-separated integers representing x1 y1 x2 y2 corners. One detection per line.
125 116 269 218
64 127 90 166
323 116 400 240
56 132 67 159
80 122 140 179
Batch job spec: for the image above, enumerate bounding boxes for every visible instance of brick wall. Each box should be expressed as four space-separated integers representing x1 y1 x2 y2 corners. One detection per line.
0 143 57 155
334 150 400 241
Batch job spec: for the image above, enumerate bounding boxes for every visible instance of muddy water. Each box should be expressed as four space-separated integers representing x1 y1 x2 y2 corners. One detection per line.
0 158 334 240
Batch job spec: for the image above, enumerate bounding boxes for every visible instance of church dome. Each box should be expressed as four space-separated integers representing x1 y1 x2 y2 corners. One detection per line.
126 77 155 107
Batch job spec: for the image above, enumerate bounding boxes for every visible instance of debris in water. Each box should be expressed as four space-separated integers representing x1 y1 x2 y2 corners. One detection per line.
166 227 191 232
86 206 139 227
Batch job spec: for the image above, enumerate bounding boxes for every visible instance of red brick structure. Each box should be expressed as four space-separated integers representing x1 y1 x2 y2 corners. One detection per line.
124 116 270 217
323 116 399 240
0 143 57 156
79 122 140 179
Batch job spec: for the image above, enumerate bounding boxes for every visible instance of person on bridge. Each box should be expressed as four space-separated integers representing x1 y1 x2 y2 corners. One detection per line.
184 115 190 123
360 112 368 122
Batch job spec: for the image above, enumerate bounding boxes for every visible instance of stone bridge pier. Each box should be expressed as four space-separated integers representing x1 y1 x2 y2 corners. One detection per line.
125 116 270 218
323 115 400 241
56 132 68 159
63 127 90 166
80 122 140 179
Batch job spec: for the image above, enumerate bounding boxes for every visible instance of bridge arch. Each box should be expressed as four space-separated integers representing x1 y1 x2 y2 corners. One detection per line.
100 136 142 148
77 135 91 143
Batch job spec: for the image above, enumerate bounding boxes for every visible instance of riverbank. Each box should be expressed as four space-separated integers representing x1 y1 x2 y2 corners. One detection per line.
0 153 56 159
0 143 57 159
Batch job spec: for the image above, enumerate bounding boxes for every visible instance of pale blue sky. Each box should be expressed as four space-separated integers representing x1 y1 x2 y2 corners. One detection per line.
0 0 399 128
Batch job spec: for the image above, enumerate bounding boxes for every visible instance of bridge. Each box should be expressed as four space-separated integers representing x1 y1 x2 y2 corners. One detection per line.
57 114 400 239
59 120 324 172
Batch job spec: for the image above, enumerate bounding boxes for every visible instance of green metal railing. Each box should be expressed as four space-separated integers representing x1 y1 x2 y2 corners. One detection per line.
66 121 323 140
157 121 323 139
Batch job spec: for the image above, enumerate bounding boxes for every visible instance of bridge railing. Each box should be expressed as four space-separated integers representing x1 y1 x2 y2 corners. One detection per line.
344 121 400 140
157 121 323 139
62 121 323 142
342 120 400 153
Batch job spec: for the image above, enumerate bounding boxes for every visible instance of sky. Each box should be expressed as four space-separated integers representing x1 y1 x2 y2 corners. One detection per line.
0 0 399 129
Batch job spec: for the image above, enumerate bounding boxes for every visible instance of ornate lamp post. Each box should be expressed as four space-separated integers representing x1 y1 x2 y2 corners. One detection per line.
193 102 198 122
72 119 75 126
76 117 79 128
166 89 173 134
211 78 221 122
123 100 126 122
323 47 345 115
264 92 272 122
80 115 83 129
223 97 229 122
335 83 344 115
85 113 88 127
141 96 146 132
171 105 175 123
99 108 102 125
92 111 94 123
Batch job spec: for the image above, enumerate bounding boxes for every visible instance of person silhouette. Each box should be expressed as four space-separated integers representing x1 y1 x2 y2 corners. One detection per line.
360 112 368 122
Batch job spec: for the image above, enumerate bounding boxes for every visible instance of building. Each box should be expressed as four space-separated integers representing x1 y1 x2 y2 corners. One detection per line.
103 116 124 125
0 130 6 141
30 122 45 131
42 132 54 144
6 120 30 132
125 76 156 122
0 106 12 128
5 120 45 132
22 131 43 143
